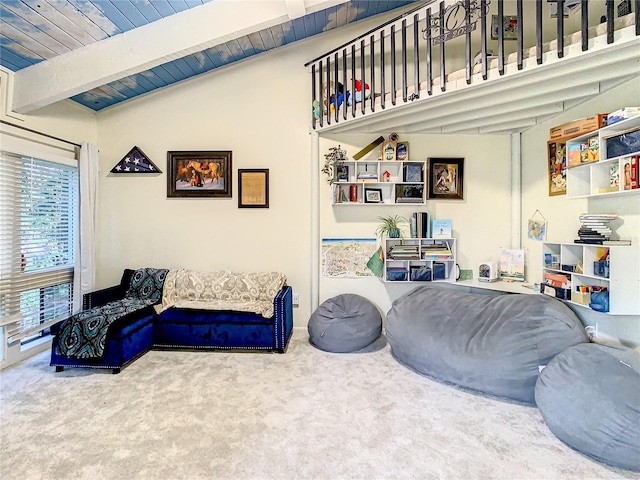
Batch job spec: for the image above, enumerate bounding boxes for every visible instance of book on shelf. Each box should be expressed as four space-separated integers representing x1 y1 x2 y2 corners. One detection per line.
602 240 632 245
610 163 619 188
432 219 452 239
631 156 639 189
412 212 431 238
574 238 605 244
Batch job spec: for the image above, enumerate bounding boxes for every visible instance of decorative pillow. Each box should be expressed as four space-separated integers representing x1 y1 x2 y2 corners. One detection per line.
535 343 640 472
308 294 382 353
386 286 589 404
125 267 169 304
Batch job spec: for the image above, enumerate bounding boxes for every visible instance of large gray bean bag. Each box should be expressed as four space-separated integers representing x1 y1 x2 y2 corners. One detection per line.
386 286 589 404
308 294 382 353
535 343 640 471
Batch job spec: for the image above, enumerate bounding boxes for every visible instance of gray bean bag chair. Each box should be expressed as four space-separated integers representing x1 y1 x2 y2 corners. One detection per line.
386 286 589 404
535 343 640 471
308 294 382 353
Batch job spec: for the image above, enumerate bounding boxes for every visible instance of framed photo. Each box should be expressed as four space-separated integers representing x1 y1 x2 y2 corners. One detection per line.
427 157 464 200
167 150 232 198
238 169 269 208
403 162 423 182
381 140 397 161
547 140 566 196
491 15 518 40
364 187 383 203
395 185 424 203
396 142 409 161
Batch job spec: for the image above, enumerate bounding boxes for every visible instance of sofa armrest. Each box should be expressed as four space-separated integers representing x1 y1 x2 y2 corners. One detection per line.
273 286 293 352
82 285 126 310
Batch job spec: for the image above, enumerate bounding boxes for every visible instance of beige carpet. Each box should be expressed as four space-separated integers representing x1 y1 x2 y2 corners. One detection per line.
0 330 636 480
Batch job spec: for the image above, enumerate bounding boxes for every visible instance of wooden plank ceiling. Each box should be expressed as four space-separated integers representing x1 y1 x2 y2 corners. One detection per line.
0 0 417 112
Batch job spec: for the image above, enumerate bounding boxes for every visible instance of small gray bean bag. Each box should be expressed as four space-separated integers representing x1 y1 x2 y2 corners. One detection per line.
308 294 382 353
386 286 589 404
535 343 640 472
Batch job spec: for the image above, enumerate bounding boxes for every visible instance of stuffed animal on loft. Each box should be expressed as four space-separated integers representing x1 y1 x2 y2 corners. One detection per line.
350 79 370 104
313 100 321 120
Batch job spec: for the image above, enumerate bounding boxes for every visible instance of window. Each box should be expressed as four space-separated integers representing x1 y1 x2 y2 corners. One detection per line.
0 151 78 345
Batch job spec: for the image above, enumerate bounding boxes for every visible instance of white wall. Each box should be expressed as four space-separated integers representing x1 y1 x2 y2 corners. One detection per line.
521 76 640 348
93 11 414 328
318 132 512 314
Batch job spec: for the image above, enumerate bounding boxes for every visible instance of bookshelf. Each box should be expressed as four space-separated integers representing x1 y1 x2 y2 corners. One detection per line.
384 237 456 283
542 242 640 315
566 116 640 198
332 160 426 205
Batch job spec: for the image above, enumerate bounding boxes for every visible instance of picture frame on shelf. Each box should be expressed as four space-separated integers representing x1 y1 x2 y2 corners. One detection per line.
395 185 424 203
364 187 383 203
547 140 566 196
336 164 349 182
403 162 423 182
167 150 232 198
238 169 269 208
427 157 464 200
491 15 518 40
381 140 397 161
396 142 409 161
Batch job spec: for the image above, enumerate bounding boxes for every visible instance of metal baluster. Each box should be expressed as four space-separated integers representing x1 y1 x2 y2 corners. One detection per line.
636 0 639 36
517 0 523 69
498 0 505 75
439 1 446 91
361 40 366 115
318 61 323 127
326 56 331 124
426 8 433 94
380 30 386 109
402 19 408 102
414 13 420 99
465 0 472 84
312 64 317 129
557 0 564 58
351 45 356 118
370 35 376 112
391 25 397 105
606 0 614 43
581 0 588 51
481 0 488 79
343 49 348 120
334 52 339 124
536 0 542 64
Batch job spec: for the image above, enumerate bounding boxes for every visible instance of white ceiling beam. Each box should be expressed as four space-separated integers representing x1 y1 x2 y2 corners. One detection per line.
12 0 352 113
285 0 307 19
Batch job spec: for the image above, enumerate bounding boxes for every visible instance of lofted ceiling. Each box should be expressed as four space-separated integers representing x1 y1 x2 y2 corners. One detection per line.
0 0 417 112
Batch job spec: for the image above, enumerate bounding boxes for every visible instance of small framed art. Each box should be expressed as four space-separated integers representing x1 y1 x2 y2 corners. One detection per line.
167 150 232 198
364 187 383 203
403 162 423 182
427 157 464 200
238 169 269 208
491 15 518 40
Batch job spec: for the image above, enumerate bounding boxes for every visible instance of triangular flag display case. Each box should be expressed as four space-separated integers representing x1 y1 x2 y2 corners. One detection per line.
110 146 161 173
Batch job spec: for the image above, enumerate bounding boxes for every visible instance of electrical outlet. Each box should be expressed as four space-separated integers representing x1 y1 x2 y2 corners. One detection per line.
292 293 300 307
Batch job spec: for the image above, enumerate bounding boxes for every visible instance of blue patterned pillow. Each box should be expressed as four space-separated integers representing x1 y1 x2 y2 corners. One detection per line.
125 268 169 304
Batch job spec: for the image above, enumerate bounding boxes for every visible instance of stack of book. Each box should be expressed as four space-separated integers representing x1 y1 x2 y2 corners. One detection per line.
575 214 617 244
388 244 420 260
421 243 452 260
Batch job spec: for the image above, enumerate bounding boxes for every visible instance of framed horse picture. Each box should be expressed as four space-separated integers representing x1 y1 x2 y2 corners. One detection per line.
167 151 232 198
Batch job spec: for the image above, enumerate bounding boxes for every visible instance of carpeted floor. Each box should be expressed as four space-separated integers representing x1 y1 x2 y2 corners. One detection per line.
0 329 636 480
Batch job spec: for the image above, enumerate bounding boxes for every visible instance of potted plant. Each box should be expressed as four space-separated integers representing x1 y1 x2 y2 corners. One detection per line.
375 215 407 239
321 145 347 185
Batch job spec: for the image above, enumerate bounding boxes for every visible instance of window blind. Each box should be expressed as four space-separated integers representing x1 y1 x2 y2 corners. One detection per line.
0 151 78 341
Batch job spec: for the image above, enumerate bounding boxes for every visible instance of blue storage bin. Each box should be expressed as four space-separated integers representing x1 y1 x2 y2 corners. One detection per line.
433 263 446 280
387 270 408 281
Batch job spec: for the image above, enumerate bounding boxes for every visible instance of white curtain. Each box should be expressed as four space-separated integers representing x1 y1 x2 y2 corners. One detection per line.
73 143 99 312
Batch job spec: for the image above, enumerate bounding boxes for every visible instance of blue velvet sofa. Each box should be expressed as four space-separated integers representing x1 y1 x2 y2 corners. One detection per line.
50 269 294 373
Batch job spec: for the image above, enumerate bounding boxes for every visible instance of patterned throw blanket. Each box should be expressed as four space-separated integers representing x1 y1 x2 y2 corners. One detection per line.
57 268 168 359
159 269 286 318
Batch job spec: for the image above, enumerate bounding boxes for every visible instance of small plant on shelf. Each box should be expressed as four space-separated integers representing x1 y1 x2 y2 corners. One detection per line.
322 145 347 185
375 215 407 239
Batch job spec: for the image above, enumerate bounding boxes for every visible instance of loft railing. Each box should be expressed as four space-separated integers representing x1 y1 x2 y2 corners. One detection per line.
305 0 639 130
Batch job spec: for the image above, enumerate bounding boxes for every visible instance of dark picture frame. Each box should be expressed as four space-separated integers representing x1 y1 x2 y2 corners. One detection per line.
364 187 383 203
167 150 232 198
427 157 464 200
547 140 566 196
238 169 269 208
